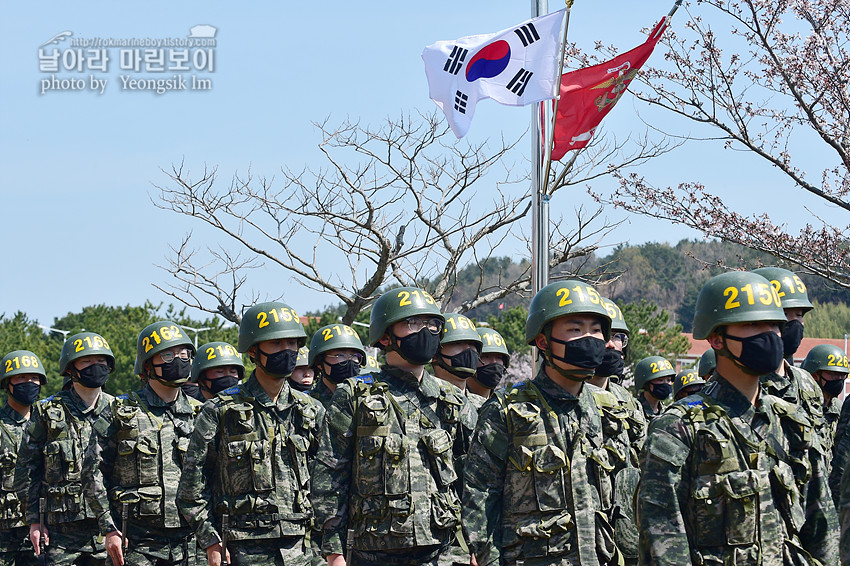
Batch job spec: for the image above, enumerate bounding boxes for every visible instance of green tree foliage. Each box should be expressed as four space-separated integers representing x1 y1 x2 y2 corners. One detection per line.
620 299 690 369
804 300 850 340
486 306 531 355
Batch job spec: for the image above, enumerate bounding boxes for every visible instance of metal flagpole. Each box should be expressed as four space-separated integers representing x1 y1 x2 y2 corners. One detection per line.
530 0 549 297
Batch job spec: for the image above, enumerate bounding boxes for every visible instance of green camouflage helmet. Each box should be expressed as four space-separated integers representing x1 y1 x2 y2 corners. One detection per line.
60 332 115 375
308 324 367 367
752 267 814 313
237 302 307 353
673 369 706 398
441 314 482 351
136 321 196 375
802 344 849 376
368 287 444 347
526 280 612 345
601 297 629 334
1 350 47 388
692 271 786 340
698 349 716 378
635 355 676 391
361 354 381 375
295 347 310 368
477 327 510 368
191 341 244 382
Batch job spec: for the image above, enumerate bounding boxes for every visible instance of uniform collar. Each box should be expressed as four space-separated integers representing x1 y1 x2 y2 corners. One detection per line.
532 368 581 403
1 401 28 424
138 383 195 414
706 373 758 419
244 372 294 410
381 365 441 399
65 387 107 416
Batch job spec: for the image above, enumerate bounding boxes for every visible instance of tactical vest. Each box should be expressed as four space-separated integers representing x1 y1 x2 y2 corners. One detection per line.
495 382 626 565
38 397 94 522
105 393 202 528
672 391 813 564
0 419 25 529
348 379 464 551
215 386 320 540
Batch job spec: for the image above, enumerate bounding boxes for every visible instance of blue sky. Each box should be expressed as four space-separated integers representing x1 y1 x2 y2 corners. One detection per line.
1 1 838 327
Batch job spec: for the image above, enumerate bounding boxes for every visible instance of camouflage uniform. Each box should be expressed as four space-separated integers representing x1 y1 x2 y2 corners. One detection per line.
762 362 838 555
463 371 632 566
176 373 324 566
312 366 474 565
83 385 202 566
465 390 486 413
0 402 35 566
637 375 835 565
17 389 113 566
832 399 850 510
307 380 334 411
637 393 665 422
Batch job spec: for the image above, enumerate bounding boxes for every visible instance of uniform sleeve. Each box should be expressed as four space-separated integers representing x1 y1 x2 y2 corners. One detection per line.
176 402 221 549
635 412 693 566
16 408 46 524
832 412 850 508
310 382 356 557
462 395 509 566
799 435 839 564
82 405 119 535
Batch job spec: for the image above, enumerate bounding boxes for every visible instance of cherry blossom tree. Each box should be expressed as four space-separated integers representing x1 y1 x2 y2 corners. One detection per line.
590 0 850 285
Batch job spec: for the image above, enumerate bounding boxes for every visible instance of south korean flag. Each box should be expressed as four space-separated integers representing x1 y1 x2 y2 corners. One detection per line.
422 9 564 138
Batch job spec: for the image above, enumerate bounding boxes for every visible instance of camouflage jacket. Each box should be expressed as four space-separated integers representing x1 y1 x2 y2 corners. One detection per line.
637 392 666 422
607 380 647 462
463 370 633 566
0 402 29 530
309 378 335 411
637 375 835 565
466 390 487 413
176 373 324 549
83 384 202 537
762 362 838 554
311 366 474 557
830 397 850 509
17 388 113 525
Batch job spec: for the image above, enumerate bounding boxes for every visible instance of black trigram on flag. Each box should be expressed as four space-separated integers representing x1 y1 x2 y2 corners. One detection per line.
514 23 540 47
506 68 533 96
454 91 468 113
443 46 468 75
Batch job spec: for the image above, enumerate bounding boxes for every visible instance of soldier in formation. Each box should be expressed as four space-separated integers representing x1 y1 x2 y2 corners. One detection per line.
465 327 509 404
637 270 836 564
83 322 202 566
672 368 705 402
431 313 485 413
176 301 324 566
288 348 315 393
307 324 368 410
312 287 474 566
634 355 675 421
0 350 45 566
18 333 116 566
190 342 245 402
464 280 633 566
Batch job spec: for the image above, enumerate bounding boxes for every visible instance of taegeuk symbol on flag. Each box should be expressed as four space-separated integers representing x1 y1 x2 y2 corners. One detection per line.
422 9 564 138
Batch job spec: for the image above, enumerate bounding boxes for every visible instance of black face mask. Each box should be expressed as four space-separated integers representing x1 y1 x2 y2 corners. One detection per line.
181 382 206 402
820 377 845 398
75 363 110 388
204 376 240 396
436 348 480 379
545 335 606 381
393 328 442 365
288 378 313 392
258 348 298 379
782 319 804 357
474 363 506 389
648 382 672 401
722 331 784 376
10 382 40 406
153 358 193 386
595 349 625 378
327 360 361 384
